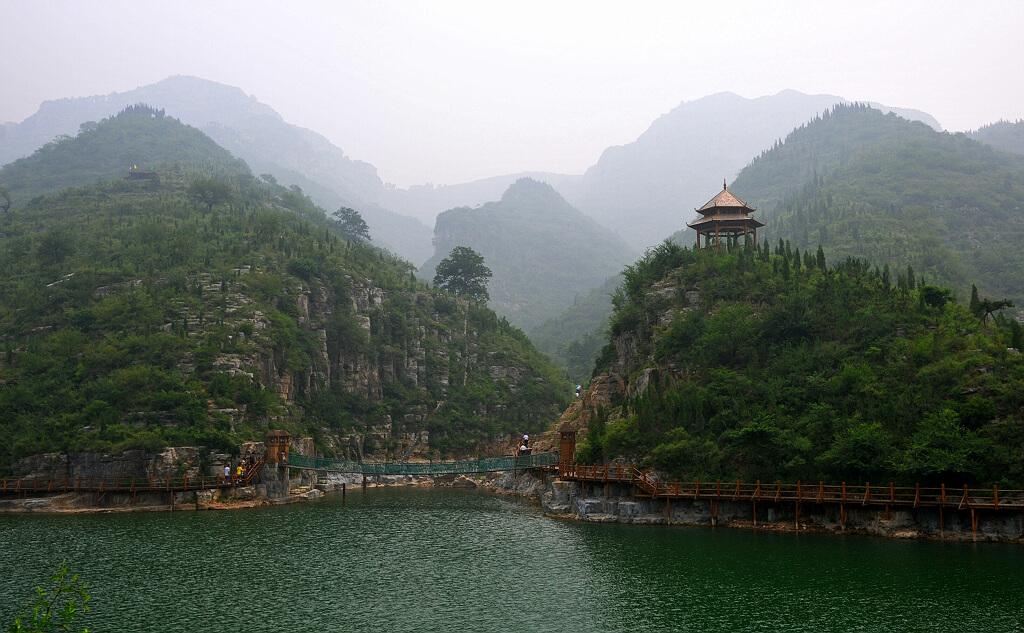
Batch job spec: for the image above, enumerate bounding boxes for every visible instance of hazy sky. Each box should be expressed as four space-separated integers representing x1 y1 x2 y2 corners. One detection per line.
2 0 1022 187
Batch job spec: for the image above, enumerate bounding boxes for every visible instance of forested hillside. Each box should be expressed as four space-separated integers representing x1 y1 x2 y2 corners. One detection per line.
0 76 433 263
576 243 1024 487
968 120 1024 156
420 178 635 331
723 103 1024 309
0 114 569 474
0 104 248 205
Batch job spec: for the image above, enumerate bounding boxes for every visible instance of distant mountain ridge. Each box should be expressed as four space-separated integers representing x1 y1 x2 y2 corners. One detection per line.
0 76 432 263
420 178 635 331
374 90 941 253
565 90 941 251
968 120 1024 156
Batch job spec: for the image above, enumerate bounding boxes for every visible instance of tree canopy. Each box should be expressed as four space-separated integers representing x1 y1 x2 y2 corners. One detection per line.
333 206 371 242
433 246 492 302
187 179 233 213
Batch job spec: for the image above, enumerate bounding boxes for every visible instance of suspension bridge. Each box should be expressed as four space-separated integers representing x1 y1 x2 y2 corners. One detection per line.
286 451 560 475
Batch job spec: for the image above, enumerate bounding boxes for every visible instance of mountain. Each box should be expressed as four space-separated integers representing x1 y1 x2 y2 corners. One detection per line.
419 178 635 331
969 120 1024 156
0 75 433 263
564 90 940 251
0 104 249 204
723 103 1024 309
571 243 1024 486
0 113 569 472
528 274 621 384
381 171 581 225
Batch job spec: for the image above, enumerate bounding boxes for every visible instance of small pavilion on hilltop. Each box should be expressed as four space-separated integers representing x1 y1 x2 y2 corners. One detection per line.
687 181 765 250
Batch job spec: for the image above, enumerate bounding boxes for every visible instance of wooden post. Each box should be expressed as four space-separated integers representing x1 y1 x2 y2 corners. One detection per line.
342 482 346 503
666 497 671 525
796 481 801 528
994 485 999 510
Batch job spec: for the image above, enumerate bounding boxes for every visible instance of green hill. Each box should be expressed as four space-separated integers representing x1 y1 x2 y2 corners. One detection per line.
0 76 433 263
420 178 636 331
0 104 248 205
578 243 1024 487
0 117 569 473
968 120 1024 156
668 104 1024 309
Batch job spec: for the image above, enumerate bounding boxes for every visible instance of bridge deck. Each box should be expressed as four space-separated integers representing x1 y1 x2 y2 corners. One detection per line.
1 457 265 496
563 464 1024 511
288 451 560 475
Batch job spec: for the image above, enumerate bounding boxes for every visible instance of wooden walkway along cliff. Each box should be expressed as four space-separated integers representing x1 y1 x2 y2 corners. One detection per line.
0 454 265 507
561 463 1024 535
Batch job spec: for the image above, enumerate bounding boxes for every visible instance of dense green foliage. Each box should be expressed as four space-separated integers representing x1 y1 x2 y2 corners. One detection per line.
724 103 1024 309
0 116 569 472
420 178 635 330
584 241 1024 487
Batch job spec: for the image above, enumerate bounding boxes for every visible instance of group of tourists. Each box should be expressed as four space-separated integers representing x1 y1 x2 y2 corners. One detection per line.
517 434 532 456
222 453 258 485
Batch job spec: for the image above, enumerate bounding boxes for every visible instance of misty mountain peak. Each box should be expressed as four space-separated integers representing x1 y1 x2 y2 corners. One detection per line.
499 177 564 206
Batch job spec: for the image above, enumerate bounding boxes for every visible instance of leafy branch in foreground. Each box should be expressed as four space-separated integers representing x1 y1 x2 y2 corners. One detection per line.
7 562 90 633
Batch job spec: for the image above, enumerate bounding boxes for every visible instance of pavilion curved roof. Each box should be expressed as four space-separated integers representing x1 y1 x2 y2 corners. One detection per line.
695 182 756 215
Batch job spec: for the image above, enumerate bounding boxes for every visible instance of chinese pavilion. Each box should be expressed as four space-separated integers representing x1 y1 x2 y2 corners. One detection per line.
687 181 765 250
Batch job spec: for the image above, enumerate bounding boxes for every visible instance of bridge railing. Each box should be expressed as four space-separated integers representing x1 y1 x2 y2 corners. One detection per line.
287 451 560 475
0 473 241 494
563 465 1024 509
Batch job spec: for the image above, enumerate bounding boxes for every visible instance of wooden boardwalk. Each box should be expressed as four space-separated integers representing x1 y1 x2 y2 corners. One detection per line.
1 456 265 506
561 463 1024 533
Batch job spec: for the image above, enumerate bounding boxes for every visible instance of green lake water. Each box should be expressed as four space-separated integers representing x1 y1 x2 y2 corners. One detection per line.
2 487 1023 632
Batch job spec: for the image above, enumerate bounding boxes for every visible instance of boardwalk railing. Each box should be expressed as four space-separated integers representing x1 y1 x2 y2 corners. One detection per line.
1 455 265 496
561 463 1024 511
287 451 560 475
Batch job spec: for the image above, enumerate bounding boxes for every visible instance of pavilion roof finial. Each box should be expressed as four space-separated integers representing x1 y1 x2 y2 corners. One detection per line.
723 179 727 190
